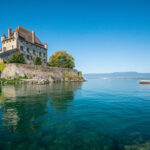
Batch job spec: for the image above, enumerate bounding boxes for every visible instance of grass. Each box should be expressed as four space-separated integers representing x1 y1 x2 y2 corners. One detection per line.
0 76 27 83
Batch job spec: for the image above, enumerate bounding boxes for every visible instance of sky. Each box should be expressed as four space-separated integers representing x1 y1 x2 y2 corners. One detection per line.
0 0 150 73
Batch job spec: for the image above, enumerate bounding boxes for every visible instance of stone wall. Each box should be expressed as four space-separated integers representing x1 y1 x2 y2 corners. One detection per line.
1 63 84 82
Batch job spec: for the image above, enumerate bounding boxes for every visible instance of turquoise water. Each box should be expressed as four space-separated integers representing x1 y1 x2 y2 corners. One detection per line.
0 79 150 150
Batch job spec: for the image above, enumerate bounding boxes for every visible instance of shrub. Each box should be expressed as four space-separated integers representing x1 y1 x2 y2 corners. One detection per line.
64 72 69 79
0 62 6 72
34 57 42 65
0 76 27 83
8 53 25 64
78 71 82 77
48 51 75 69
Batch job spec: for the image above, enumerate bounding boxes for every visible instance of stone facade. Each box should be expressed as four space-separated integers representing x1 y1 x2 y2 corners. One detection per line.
0 26 48 65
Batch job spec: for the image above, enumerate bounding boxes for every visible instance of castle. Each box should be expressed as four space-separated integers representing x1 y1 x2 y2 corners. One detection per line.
0 26 48 65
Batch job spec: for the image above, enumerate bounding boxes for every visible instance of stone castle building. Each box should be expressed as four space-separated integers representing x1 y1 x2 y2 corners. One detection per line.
0 26 48 65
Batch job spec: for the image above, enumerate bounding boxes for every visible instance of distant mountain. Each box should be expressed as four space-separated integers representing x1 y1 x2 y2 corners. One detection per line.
84 72 150 79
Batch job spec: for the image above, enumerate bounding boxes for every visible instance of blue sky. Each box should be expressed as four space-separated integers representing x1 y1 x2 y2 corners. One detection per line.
0 0 150 73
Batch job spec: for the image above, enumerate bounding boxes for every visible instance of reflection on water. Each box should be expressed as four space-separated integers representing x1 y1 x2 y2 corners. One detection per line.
0 82 82 134
48 83 81 111
0 79 150 150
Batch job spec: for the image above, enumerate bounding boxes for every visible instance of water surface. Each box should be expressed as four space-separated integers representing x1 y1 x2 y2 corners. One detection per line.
0 79 150 150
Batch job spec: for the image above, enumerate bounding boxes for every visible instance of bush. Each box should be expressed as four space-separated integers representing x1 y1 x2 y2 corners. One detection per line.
64 72 69 79
34 56 42 65
48 51 75 69
0 76 27 83
8 53 25 64
0 62 6 72
78 71 82 77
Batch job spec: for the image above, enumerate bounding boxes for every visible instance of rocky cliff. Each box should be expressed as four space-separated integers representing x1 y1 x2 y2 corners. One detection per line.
1 63 84 84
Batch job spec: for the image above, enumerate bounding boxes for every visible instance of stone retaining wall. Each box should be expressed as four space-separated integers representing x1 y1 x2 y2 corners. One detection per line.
1 63 84 83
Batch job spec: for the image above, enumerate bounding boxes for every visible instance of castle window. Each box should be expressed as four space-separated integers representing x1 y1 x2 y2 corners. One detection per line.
3 47 6 51
20 46 24 51
33 50 35 54
27 55 29 59
12 45 14 49
27 48 29 53
39 52 41 56
43 53 46 57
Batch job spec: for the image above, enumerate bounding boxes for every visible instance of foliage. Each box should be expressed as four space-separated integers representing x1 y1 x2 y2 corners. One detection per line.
8 53 25 64
78 71 82 77
34 57 42 65
64 72 82 81
0 76 27 83
48 51 75 69
0 62 6 72
64 72 69 79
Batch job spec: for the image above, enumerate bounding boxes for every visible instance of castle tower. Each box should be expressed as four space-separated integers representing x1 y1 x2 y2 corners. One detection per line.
14 31 18 39
1 34 6 42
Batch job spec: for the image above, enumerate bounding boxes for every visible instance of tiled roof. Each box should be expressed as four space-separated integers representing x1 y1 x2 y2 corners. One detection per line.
13 26 43 46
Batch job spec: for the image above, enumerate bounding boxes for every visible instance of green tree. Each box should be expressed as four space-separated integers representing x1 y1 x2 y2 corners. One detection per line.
8 53 25 64
34 56 42 65
48 51 75 69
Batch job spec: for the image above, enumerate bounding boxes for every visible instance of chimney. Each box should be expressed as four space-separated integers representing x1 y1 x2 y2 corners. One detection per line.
44 43 48 49
32 31 35 43
8 28 11 38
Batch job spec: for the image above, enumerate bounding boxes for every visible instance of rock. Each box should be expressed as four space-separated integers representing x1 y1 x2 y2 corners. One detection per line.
37 79 49 85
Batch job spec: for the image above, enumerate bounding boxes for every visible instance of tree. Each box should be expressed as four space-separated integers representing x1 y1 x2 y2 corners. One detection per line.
48 51 75 69
34 56 42 65
8 53 25 64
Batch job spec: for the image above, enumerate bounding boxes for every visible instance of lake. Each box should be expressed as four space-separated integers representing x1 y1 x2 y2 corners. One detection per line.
0 79 150 150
